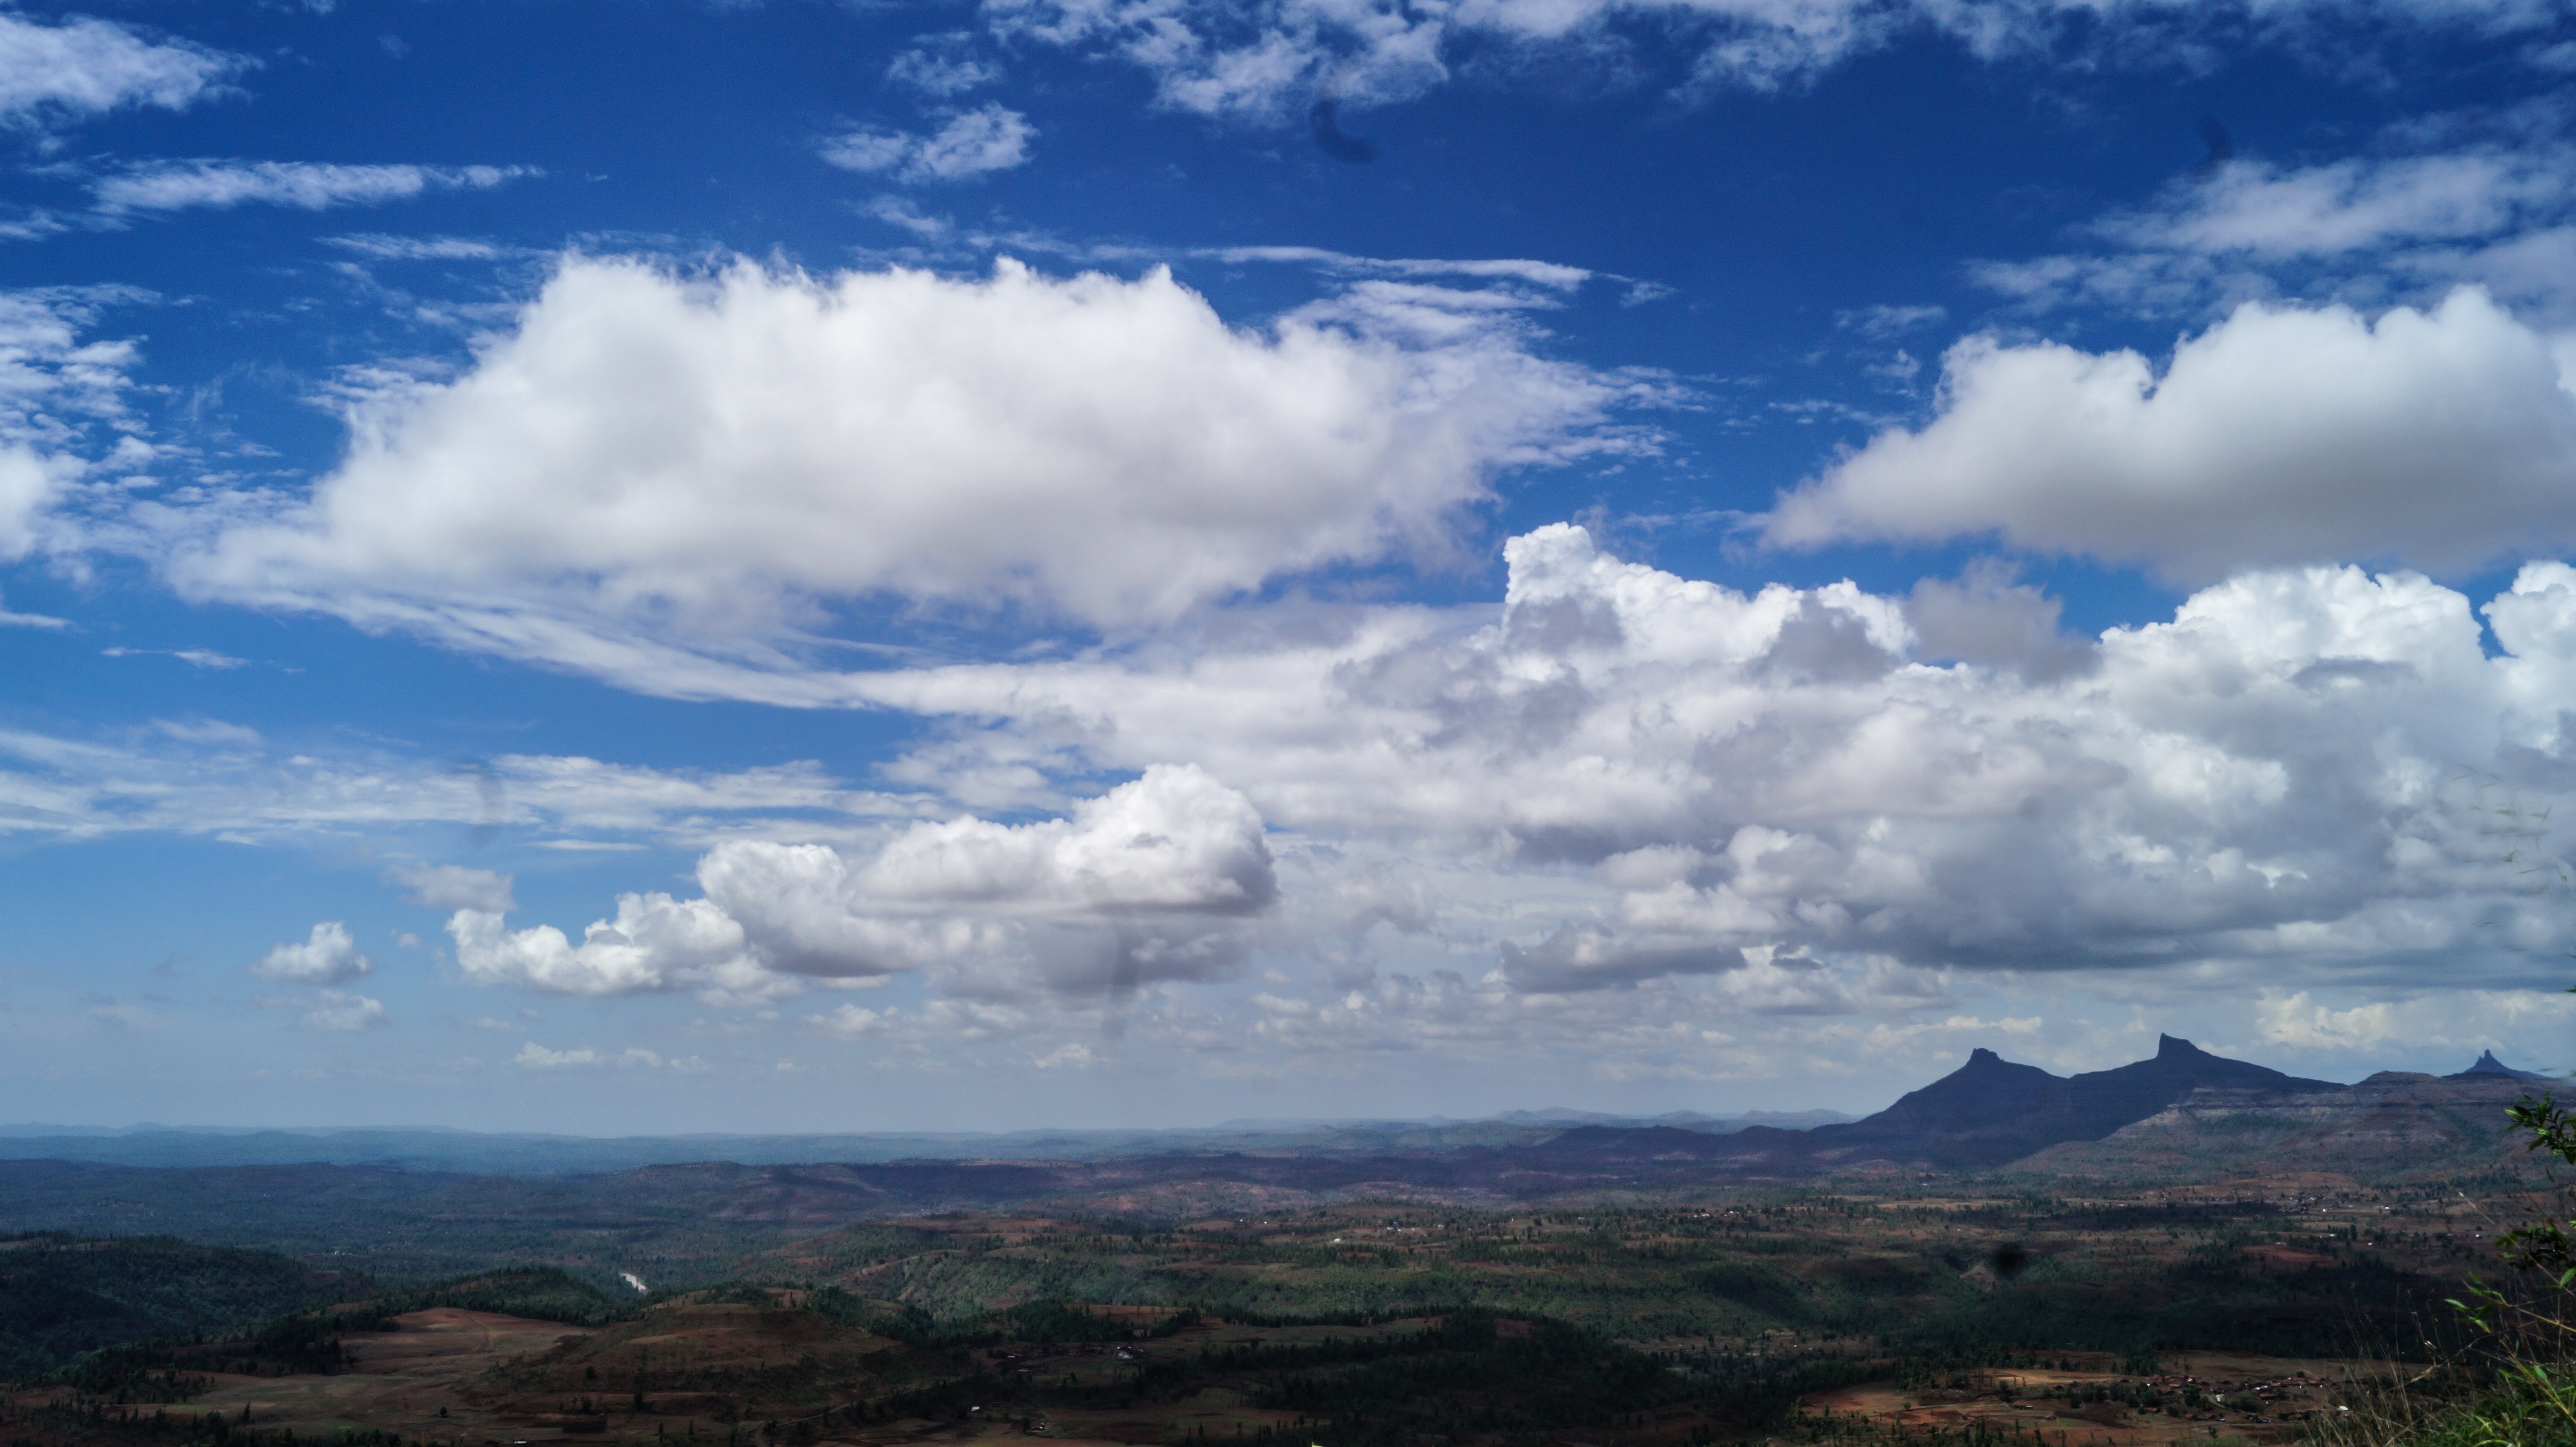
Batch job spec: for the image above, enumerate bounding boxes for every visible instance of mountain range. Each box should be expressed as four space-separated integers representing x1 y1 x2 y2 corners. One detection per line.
1514 1037 2560 1180
0 1041 2555 1192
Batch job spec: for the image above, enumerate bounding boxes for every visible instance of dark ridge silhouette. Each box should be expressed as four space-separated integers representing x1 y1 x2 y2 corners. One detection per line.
2064 1034 2341 1129
1746 1034 2345 1172
2449 1049 2551 1082
1509 1036 2347 1176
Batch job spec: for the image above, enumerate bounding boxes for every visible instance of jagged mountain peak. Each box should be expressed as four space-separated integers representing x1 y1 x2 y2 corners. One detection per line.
2452 1050 2551 1082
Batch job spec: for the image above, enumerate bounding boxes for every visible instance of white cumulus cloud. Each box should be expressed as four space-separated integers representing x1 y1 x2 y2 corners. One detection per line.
825 524 2576 1003
453 893 756 997
168 255 1636 677
450 765 1275 999
249 921 373 985
1765 287 2576 580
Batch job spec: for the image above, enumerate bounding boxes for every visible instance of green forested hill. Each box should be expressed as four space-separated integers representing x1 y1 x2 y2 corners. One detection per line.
0 1232 360 1379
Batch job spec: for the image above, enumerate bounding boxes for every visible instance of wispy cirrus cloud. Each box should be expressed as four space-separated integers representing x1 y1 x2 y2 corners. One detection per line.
94 161 538 215
320 233 520 262
1973 107 2576 323
983 0 2576 124
0 725 913 846
101 646 248 669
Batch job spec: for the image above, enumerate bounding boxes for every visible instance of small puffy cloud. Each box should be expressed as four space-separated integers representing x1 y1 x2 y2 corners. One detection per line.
2255 990 2401 1050
452 894 754 996
516 1041 598 1068
299 990 389 1031
388 863 515 912
886 34 1001 95
1501 925 1743 992
1835 303 1946 339
170 255 1635 672
859 196 951 237
449 766 1275 999
249 921 373 985
95 162 535 214
1766 288 2576 580
820 105 1033 183
0 13 241 127
515 1041 688 1068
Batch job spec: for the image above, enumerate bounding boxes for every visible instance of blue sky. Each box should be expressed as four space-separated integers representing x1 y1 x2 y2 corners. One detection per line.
2 0 2574 1133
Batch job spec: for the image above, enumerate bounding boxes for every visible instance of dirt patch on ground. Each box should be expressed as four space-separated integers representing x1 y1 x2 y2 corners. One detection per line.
1805 1352 2386 1447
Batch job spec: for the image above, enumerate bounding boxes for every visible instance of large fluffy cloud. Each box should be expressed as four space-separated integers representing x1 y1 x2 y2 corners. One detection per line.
830 525 2576 996
170 256 1634 665
1766 288 2576 579
449 765 1277 998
